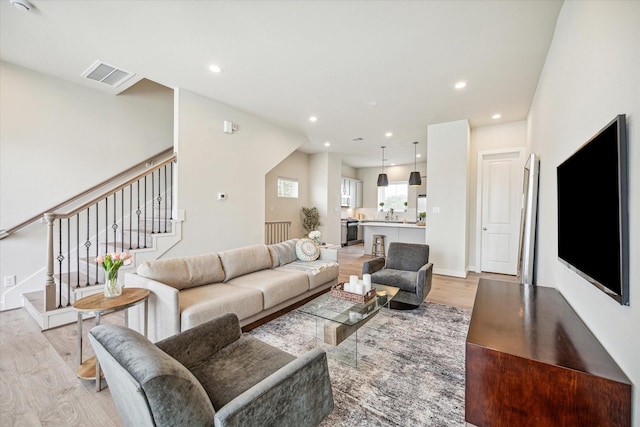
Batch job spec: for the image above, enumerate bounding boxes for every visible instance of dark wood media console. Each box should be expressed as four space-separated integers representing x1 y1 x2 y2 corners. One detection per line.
465 279 631 427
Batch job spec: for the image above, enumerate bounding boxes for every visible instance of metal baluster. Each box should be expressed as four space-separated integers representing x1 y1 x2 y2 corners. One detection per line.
170 161 174 220
113 193 117 251
144 176 148 247
121 188 125 252
76 213 80 289
157 169 162 233
129 184 133 250
95 203 99 284
164 164 168 233
136 180 141 249
104 197 108 260
57 218 63 308
85 208 91 286
67 218 71 306
151 171 155 234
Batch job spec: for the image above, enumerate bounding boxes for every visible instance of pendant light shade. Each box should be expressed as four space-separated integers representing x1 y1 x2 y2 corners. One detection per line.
377 146 389 187
409 141 422 186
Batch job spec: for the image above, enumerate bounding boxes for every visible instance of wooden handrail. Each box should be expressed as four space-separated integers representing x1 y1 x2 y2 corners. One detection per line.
0 148 174 239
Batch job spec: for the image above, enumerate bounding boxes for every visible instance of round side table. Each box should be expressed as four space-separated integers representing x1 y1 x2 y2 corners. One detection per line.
73 287 150 391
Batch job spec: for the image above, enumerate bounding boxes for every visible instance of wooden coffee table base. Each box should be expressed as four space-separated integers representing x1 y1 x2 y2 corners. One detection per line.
73 288 150 391
77 356 104 380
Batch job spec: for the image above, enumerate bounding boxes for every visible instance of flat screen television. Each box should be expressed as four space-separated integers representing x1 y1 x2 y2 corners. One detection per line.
557 114 629 305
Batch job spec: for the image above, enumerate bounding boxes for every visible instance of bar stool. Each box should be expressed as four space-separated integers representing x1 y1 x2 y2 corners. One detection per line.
371 234 386 257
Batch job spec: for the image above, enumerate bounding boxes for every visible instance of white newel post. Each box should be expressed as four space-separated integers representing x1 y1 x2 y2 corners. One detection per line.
44 213 57 311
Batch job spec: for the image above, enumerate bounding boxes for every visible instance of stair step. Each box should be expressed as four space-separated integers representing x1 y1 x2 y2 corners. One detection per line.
23 288 103 330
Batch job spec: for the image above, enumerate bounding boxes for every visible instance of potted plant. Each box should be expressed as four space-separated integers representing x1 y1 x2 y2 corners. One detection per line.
379 202 385 212
417 211 426 225
301 206 320 234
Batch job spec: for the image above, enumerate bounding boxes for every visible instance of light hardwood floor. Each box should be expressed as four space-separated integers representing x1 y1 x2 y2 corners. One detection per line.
0 243 516 426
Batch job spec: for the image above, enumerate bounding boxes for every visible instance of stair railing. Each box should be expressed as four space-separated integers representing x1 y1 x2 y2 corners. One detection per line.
265 221 291 244
42 152 177 311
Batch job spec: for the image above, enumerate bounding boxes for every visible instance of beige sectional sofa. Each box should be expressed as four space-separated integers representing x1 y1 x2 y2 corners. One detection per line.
125 239 339 342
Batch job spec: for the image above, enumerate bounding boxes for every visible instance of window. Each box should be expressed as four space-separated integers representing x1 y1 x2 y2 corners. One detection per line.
378 182 408 211
277 177 299 198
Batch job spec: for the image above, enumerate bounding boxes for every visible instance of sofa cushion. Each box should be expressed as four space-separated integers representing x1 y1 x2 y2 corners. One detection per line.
191 335 296 410
295 238 320 261
269 239 299 267
89 324 215 426
227 269 309 310
268 246 280 268
136 253 225 290
371 269 417 293
179 284 264 331
386 243 429 272
219 245 272 282
277 260 339 290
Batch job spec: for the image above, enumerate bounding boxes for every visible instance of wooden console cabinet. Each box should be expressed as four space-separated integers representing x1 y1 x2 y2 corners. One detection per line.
466 279 631 427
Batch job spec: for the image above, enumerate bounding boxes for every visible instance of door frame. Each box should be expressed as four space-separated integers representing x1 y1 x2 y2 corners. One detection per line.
475 147 525 273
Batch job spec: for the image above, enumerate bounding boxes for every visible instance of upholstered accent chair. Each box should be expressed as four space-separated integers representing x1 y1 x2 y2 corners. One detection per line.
362 242 433 309
88 313 334 427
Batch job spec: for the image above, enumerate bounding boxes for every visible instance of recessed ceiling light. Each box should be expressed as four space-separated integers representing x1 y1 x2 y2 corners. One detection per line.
454 81 467 89
324 141 331 147
416 154 422 158
309 116 318 122
209 64 223 73
368 101 378 106
390 163 396 166
492 113 502 119
385 132 393 137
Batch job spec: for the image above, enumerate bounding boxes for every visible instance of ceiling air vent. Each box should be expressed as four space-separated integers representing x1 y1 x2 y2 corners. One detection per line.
351 137 365 142
82 60 135 88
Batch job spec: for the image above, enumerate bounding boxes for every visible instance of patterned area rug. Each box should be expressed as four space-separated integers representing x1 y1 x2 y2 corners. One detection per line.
247 302 471 426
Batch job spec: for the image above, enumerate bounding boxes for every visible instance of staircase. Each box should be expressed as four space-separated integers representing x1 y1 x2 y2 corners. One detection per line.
7 149 182 330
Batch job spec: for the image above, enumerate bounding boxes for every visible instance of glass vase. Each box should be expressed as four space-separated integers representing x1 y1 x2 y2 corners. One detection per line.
104 273 122 298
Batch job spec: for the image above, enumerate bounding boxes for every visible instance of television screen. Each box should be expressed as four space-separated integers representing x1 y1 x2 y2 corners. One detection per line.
557 114 629 305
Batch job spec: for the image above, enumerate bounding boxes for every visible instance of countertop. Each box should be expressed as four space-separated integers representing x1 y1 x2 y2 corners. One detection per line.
360 221 425 229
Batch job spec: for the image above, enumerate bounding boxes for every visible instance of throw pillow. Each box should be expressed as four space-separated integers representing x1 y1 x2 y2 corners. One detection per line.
295 238 320 262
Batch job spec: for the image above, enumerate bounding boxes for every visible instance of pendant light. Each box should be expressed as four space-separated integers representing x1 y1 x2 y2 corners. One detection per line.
377 146 389 187
408 141 422 186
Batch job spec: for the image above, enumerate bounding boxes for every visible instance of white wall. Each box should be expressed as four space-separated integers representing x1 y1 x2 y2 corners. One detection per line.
168 88 307 256
528 2 640 423
426 119 470 277
468 121 527 269
309 152 342 246
265 151 310 238
0 61 173 309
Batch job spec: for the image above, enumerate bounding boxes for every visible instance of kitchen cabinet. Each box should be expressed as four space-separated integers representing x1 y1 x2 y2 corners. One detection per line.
341 177 362 208
361 222 426 255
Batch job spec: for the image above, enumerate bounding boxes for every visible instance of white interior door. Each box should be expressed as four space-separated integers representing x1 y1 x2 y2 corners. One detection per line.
480 151 524 274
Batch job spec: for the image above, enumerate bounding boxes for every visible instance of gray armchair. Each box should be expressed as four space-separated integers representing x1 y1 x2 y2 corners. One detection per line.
88 313 334 427
362 242 433 309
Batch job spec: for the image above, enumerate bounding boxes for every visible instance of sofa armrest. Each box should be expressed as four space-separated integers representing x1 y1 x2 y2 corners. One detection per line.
362 257 385 275
416 262 434 301
319 247 338 262
214 348 333 427
156 313 242 369
125 272 180 342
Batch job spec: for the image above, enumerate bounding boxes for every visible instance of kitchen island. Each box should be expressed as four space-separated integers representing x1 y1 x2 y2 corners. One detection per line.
361 222 426 255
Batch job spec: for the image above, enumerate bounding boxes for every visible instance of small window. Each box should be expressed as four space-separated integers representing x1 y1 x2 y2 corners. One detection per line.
277 177 299 198
378 182 408 211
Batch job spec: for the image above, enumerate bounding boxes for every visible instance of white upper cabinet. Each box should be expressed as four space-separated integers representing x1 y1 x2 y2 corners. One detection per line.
341 177 362 208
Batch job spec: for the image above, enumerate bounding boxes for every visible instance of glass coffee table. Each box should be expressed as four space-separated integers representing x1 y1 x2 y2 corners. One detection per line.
298 283 399 367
